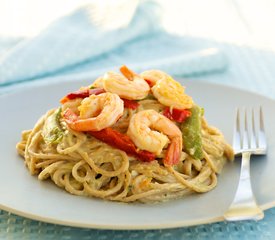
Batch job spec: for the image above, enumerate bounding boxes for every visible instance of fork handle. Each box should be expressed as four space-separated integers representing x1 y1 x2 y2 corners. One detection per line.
224 152 264 221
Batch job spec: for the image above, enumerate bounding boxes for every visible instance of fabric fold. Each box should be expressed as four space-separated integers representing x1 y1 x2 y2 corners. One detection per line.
0 1 161 85
0 0 228 88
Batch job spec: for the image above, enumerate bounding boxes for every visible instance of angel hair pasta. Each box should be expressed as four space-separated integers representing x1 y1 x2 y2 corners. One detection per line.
17 65 234 203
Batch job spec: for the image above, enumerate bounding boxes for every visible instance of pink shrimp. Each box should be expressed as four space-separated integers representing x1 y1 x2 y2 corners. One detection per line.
63 92 124 131
127 109 183 166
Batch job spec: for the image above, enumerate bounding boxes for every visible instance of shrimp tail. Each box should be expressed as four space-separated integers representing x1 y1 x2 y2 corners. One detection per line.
120 65 135 80
63 108 90 131
164 137 181 166
62 108 101 131
63 108 78 123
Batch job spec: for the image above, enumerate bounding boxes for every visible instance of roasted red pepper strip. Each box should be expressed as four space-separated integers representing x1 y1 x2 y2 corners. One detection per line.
122 99 139 110
163 107 192 123
60 88 105 104
88 128 155 162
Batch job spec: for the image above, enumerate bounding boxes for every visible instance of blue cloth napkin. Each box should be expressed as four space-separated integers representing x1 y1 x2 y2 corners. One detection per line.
0 0 228 88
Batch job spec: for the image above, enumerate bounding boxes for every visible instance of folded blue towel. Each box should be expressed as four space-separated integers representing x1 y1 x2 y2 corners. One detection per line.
0 0 228 88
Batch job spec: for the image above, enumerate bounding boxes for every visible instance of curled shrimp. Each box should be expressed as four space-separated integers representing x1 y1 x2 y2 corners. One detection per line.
140 69 169 86
127 109 183 166
102 65 150 100
63 92 124 131
141 70 193 109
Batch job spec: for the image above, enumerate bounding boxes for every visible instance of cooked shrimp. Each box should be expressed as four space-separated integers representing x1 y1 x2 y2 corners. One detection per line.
127 110 182 165
102 65 150 100
152 77 193 109
91 77 104 88
140 70 193 109
63 92 124 131
140 69 169 86
61 98 82 115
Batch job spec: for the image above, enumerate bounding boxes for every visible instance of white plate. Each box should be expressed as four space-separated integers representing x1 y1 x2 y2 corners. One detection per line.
1 79 275 230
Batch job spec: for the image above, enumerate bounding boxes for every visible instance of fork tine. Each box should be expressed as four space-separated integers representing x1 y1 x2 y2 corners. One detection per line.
224 106 266 221
242 108 249 149
258 106 267 150
233 108 241 152
250 108 257 149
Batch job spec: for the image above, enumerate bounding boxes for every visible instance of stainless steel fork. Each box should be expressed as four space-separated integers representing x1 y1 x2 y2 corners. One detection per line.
223 107 267 221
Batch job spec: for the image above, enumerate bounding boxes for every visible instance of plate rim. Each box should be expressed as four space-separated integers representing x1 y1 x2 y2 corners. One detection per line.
1 200 274 230
1 78 275 230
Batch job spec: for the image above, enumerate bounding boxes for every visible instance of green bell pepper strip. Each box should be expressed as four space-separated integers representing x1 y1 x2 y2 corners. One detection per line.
180 105 204 160
42 108 64 144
